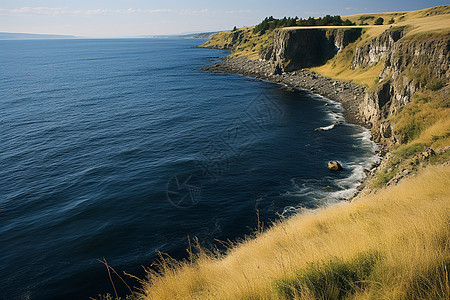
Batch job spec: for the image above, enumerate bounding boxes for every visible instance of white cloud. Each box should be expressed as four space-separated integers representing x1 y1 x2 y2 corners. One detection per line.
146 9 171 13
225 9 252 14
0 7 171 16
180 9 210 15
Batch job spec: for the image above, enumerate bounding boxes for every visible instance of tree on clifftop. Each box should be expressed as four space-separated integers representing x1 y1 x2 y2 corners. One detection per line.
253 14 355 34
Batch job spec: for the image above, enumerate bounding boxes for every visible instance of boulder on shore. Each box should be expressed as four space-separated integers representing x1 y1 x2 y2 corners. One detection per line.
328 161 343 171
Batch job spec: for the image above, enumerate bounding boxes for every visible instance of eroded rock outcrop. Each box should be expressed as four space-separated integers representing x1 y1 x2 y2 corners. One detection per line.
261 28 362 73
263 26 449 146
357 29 449 144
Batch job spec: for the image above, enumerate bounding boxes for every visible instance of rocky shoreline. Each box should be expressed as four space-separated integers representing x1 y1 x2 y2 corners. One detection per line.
202 56 367 127
201 55 383 200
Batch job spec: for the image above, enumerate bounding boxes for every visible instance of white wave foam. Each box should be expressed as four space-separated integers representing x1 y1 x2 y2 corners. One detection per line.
315 124 335 131
281 93 382 217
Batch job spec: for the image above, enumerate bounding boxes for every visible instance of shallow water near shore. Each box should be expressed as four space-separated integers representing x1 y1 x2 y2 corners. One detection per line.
0 38 378 299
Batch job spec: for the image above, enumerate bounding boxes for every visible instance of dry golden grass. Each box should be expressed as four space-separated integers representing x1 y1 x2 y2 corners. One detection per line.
138 163 450 299
309 35 386 87
310 5 449 87
344 4 450 34
202 26 274 60
391 87 450 147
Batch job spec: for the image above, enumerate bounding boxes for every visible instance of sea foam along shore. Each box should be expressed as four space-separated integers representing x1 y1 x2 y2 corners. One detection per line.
201 55 383 200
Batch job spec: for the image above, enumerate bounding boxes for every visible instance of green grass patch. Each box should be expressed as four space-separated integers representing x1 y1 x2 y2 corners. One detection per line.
371 166 399 188
395 143 427 157
404 121 424 142
426 79 445 91
275 251 381 299
429 150 450 164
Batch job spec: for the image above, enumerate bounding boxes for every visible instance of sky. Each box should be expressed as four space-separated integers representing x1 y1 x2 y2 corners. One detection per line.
0 0 448 37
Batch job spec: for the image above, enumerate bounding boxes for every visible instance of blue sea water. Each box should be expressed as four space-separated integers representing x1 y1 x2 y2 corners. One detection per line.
0 38 378 299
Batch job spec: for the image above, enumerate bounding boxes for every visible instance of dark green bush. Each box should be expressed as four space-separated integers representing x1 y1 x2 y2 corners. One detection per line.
373 167 398 187
253 15 355 33
403 122 423 142
374 17 384 25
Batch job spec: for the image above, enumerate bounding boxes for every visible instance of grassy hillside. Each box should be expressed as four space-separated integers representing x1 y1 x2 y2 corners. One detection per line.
311 5 450 87
201 26 272 60
138 164 449 299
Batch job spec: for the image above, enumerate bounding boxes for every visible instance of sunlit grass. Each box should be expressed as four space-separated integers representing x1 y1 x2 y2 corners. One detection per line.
309 40 385 87
391 87 450 147
202 26 274 59
138 164 449 299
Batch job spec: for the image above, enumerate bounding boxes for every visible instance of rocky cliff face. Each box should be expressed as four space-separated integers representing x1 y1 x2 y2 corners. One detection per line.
357 29 449 145
261 26 449 146
261 28 362 73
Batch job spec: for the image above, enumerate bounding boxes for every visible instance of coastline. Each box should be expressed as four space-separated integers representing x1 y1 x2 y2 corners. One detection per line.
201 55 382 200
202 56 367 127
139 7 450 298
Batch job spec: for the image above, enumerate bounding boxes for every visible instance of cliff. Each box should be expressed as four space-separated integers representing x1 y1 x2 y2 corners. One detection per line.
262 27 362 73
260 26 449 146
200 5 450 194
356 29 449 145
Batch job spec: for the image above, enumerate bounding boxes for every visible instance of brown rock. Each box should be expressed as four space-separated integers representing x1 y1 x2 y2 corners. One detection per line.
420 148 435 160
328 161 343 171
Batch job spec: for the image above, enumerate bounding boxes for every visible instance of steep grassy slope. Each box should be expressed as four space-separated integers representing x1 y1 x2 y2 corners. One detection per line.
139 164 449 299
201 26 272 60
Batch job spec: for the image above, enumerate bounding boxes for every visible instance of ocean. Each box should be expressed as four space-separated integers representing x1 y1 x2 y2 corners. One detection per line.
0 38 378 299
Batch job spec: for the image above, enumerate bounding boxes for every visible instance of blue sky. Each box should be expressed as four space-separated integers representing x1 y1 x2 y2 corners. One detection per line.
0 0 447 37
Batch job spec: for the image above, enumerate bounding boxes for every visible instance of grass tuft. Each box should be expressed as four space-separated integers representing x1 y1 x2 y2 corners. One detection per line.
275 251 380 299
395 143 426 157
371 166 399 188
426 79 445 91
